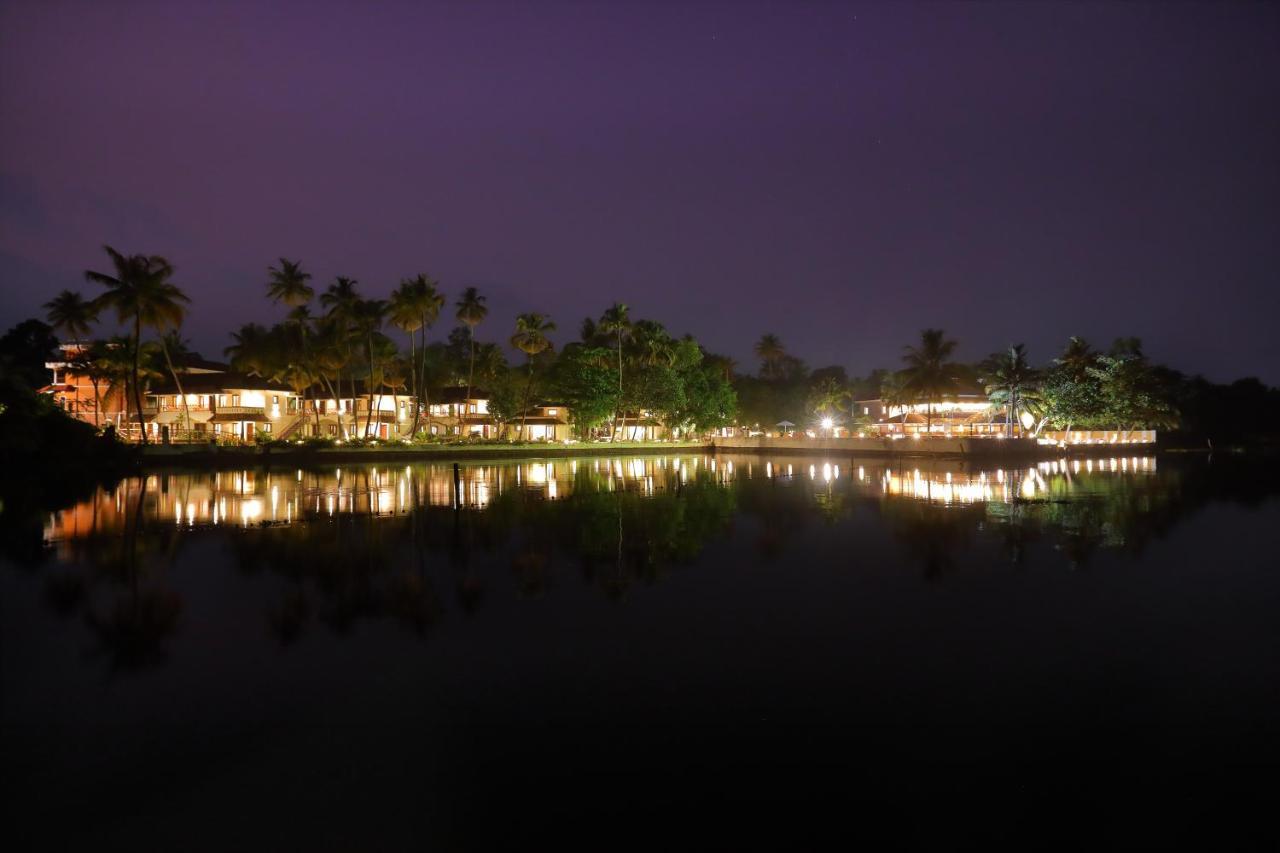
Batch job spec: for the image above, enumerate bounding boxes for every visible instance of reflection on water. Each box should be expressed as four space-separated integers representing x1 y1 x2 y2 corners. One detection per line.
14 451 1193 667
6 449 1280 848
41 453 1159 544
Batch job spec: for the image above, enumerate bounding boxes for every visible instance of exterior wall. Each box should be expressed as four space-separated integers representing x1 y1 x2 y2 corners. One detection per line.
713 435 1043 456
1039 429 1156 445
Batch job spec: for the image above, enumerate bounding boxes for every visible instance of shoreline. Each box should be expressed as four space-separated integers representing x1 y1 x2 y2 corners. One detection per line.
121 436 1167 470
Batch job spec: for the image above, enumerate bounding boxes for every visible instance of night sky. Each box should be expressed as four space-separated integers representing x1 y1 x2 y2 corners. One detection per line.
2 1 1278 382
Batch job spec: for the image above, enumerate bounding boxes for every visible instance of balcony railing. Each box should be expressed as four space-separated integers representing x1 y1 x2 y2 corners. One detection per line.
214 406 266 417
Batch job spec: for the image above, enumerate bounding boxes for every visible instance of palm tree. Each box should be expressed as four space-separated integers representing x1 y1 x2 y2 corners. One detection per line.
598 302 631 441
320 277 362 436
351 299 388 436
982 344 1043 437
754 333 786 380
310 317 351 438
158 331 195 435
266 258 314 307
78 339 114 428
1056 336 1095 380
225 323 275 376
44 289 98 354
510 313 556 439
85 247 190 444
455 287 488 417
389 274 445 436
900 328 964 435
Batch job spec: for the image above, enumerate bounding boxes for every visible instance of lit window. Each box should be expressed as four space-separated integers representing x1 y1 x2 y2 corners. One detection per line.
547 408 557 416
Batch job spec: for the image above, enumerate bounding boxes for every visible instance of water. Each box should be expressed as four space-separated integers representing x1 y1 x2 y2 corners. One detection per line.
4 452 1279 848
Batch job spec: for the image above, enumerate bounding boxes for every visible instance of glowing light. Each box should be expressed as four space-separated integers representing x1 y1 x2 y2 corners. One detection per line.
821 417 834 430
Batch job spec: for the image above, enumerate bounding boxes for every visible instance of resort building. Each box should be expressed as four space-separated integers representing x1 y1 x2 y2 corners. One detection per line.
143 371 303 442
854 389 1011 437
299 380 416 440
46 346 418 443
424 387 575 441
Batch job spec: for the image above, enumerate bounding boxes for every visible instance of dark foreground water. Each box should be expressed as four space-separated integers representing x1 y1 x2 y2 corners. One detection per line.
4 452 1279 849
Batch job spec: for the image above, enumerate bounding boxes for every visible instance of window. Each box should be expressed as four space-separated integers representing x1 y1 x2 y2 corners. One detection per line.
547 408 557 416
263 423 271 433
272 395 279 405
327 424 338 436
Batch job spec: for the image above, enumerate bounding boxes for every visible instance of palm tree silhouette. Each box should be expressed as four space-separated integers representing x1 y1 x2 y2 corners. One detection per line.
754 333 786 379
982 344 1043 437
85 247 190 444
44 289 99 421
389 274 445 436
455 287 488 422
320 277 362 436
266 258 314 307
900 328 964 435
598 302 631 441
510 312 557 438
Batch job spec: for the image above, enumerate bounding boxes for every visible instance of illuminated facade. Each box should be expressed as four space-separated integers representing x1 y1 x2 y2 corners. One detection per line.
855 393 1010 437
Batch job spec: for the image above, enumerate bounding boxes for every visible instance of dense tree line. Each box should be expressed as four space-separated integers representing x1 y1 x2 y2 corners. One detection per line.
8 244 1279 448
29 247 738 443
731 328 1280 446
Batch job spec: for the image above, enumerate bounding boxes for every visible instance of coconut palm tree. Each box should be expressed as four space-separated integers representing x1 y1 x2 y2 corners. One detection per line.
982 344 1043 437
158 331 195 435
1056 336 1095 380
85 247 190 444
266 258 314 308
320 277 362 435
389 274 445 435
225 323 275 377
754 333 786 380
510 313 556 438
598 302 631 441
455 287 488 416
310 317 352 438
900 328 964 435
44 289 98 354
351 299 388 436
78 339 115 428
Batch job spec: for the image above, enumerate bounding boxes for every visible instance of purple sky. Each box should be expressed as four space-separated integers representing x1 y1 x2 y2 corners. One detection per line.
2 1 1278 382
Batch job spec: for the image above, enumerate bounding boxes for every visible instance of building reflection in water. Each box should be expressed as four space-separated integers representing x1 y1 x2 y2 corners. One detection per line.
43 453 1159 547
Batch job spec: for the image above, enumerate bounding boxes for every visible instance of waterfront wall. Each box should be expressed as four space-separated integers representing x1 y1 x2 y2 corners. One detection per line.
709 435 1152 457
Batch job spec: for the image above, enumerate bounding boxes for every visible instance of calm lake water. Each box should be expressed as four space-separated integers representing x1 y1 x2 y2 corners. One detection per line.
4 452 1279 849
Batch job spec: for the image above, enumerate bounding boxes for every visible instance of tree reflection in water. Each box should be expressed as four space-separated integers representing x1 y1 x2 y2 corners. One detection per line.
13 452 1278 665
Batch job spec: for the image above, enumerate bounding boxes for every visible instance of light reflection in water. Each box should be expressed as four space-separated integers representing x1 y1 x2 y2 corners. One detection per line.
41 453 1159 545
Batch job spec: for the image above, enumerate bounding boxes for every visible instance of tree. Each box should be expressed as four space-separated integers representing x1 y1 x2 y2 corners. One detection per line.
266 258 314 308
0 319 60 389
320 277 362 436
85 247 190 444
455 287 488 416
158 331 195 434
754 333 787 380
44 290 98 359
900 328 964 434
1040 337 1104 436
225 323 276 377
1088 343 1177 437
351 299 388 436
551 345 619 439
78 339 115 427
389 274 444 436
510 313 557 439
981 344 1043 437
598 302 631 441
